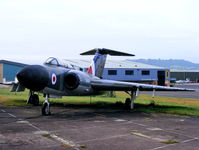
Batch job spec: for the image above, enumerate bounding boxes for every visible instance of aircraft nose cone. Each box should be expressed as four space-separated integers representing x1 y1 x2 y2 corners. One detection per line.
17 65 49 91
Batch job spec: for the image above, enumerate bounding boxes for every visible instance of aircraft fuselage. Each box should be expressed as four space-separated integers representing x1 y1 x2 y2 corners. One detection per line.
17 64 102 96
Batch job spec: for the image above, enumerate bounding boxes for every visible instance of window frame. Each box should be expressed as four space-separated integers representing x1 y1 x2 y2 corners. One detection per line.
125 70 134 75
108 70 117 75
142 70 150 75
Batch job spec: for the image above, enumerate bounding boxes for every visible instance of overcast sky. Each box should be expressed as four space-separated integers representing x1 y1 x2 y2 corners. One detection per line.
0 0 199 64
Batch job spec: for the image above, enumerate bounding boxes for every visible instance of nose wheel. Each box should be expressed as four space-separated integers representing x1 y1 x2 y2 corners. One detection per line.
42 95 51 115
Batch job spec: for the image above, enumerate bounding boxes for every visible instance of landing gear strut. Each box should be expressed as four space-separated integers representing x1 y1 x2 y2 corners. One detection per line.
125 91 137 110
42 94 51 115
27 91 39 106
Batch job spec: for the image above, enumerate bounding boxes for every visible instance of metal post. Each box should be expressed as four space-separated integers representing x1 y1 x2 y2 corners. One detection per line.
152 89 155 98
130 91 136 110
136 88 139 97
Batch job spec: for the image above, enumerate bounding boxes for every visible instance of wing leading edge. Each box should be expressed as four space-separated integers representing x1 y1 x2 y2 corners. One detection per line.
91 79 194 91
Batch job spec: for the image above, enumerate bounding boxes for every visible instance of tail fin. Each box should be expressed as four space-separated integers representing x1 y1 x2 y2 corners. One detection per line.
80 48 135 78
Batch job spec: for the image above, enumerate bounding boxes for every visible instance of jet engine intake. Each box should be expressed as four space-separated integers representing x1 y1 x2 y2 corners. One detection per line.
64 73 80 90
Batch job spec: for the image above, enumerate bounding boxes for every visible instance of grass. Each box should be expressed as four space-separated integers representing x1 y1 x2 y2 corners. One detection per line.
1 88 199 116
41 133 53 139
161 139 179 144
79 145 87 148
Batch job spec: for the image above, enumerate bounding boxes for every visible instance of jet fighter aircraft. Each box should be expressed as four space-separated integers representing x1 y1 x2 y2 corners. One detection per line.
13 48 192 115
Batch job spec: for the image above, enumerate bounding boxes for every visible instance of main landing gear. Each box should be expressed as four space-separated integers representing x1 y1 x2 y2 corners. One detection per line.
27 91 39 106
125 91 137 110
42 94 51 116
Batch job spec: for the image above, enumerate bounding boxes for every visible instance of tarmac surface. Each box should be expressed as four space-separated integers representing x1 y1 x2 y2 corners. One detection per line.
1 83 199 150
1 105 199 150
141 83 199 99
0 85 9 88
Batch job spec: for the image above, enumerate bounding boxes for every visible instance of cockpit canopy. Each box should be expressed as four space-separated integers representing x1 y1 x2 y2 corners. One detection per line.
44 57 74 69
45 57 59 66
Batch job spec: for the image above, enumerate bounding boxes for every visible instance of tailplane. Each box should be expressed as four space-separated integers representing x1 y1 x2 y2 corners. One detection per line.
80 48 135 78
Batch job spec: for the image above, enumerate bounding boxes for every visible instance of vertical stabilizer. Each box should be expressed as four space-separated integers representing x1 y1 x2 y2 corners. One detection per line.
87 51 107 78
80 48 135 78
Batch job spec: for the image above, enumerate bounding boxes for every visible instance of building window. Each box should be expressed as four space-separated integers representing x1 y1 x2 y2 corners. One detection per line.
125 70 134 75
108 70 117 75
142 70 150 75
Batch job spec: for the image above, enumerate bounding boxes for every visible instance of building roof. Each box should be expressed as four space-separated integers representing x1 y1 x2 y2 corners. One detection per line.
63 59 164 69
171 70 199 73
0 60 28 67
0 59 164 69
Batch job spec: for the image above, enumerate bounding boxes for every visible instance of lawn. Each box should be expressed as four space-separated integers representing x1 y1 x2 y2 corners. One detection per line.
1 88 199 116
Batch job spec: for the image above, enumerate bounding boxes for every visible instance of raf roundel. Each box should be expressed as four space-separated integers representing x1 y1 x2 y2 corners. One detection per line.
51 73 57 85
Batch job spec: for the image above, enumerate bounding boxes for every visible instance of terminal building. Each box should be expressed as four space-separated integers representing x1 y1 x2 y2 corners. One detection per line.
0 59 170 86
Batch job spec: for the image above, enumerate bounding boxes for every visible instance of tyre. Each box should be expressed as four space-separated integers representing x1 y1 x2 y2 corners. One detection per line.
125 98 131 110
32 94 39 106
42 102 51 115
27 95 33 104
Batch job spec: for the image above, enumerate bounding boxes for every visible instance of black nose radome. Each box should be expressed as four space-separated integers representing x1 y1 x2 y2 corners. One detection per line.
17 65 49 91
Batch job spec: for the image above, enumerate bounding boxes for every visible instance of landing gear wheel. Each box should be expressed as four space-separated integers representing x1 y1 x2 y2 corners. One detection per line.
27 93 39 106
32 94 39 106
42 102 51 116
125 98 131 110
27 95 33 104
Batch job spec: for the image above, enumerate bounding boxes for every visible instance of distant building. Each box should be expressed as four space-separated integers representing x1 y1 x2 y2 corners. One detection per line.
63 59 170 86
0 60 27 83
171 70 199 82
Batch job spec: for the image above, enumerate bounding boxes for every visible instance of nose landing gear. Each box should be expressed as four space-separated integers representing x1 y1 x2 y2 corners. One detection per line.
42 95 51 115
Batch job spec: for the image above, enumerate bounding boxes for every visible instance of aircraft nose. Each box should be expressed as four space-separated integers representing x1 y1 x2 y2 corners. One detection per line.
17 65 49 91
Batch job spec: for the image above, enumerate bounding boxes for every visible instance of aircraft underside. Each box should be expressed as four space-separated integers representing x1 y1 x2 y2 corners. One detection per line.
27 88 136 115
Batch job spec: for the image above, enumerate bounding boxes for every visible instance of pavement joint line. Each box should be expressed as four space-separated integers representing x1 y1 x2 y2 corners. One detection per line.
112 116 148 127
94 113 106 118
165 129 198 139
27 121 42 131
76 133 130 144
2 108 80 150
149 144 177 150
50 134 80 150
50 116 150 133
182 138 199 143
8 113 16 118
52 121 134 132
2 108 42 131
34 131 80 149
146 128 163 131
1 109 6 112
132 122 147 127
127 119 199 141
85 121 132 129
144 125 199 142
150 138 199 150
127 118 199 146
